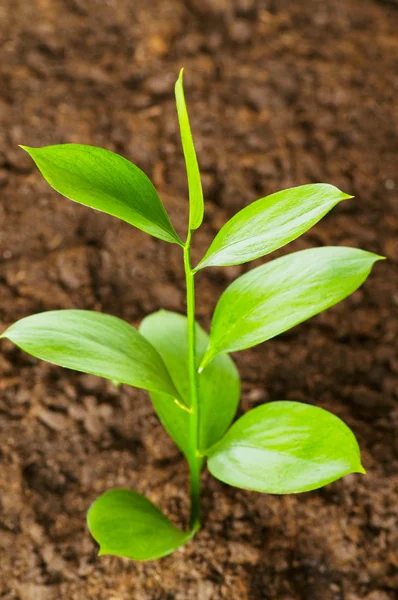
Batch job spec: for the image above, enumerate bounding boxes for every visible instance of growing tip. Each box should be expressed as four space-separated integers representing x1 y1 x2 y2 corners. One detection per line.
175 68 185 90
175 68 185 100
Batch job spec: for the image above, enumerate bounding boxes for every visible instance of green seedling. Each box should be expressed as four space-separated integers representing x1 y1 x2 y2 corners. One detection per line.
1 70 383 561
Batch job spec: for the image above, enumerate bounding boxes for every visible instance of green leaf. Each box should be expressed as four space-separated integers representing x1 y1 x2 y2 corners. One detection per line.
196 184 351 269
139 310 240 458
207 401 365 494
87 489 191 561
20 144 182 245
200 247 383 369
1 310 180 399
175 69 204 231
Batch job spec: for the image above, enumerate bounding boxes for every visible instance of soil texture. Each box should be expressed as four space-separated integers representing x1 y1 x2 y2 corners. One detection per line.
0 1 397 599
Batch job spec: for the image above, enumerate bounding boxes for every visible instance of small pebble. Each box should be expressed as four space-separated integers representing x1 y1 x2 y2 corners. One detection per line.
38 409 69 432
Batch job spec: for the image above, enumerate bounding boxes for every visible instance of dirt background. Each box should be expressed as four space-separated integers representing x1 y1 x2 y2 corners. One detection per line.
0 0 397 599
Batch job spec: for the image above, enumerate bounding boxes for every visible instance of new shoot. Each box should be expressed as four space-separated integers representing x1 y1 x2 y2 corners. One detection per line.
0 70 383 561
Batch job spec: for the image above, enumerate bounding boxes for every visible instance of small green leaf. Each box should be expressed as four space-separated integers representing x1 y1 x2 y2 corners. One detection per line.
140 310 240 457
87 489 191 561
1 310 180 399
20 144 182 245
200 247 383 369
175 69 204 231
207 401 365 494
196 184 351 269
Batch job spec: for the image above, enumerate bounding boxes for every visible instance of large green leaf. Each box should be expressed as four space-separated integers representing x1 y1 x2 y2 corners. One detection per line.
200 247 383 370
20 144 182 245
207 401 365 494
1 310 180 399
139 310 240 458
87 489 191 561
195 184 351 269
175 69 204 231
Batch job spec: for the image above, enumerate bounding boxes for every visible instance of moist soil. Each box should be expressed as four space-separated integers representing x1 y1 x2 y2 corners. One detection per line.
0 1 397 599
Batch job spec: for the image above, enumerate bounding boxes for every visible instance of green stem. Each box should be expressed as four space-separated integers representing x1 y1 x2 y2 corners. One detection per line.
183 230 201 532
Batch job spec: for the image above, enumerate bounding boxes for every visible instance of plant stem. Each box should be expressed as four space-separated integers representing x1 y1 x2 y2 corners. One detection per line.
183 230 201 532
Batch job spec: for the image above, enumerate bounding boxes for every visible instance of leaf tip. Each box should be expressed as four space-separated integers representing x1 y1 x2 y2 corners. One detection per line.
361 251 386 266
0 325 11 339
368 253 386 266
97 546 107 557
358 463 366 475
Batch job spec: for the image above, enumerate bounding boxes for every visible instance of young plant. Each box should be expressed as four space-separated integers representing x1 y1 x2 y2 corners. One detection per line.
1 70 383 561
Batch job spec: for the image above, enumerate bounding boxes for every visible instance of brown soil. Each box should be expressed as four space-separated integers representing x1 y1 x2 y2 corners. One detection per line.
0 1 397 599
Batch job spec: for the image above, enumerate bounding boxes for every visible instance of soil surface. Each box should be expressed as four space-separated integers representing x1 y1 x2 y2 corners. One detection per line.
0 1 397 599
